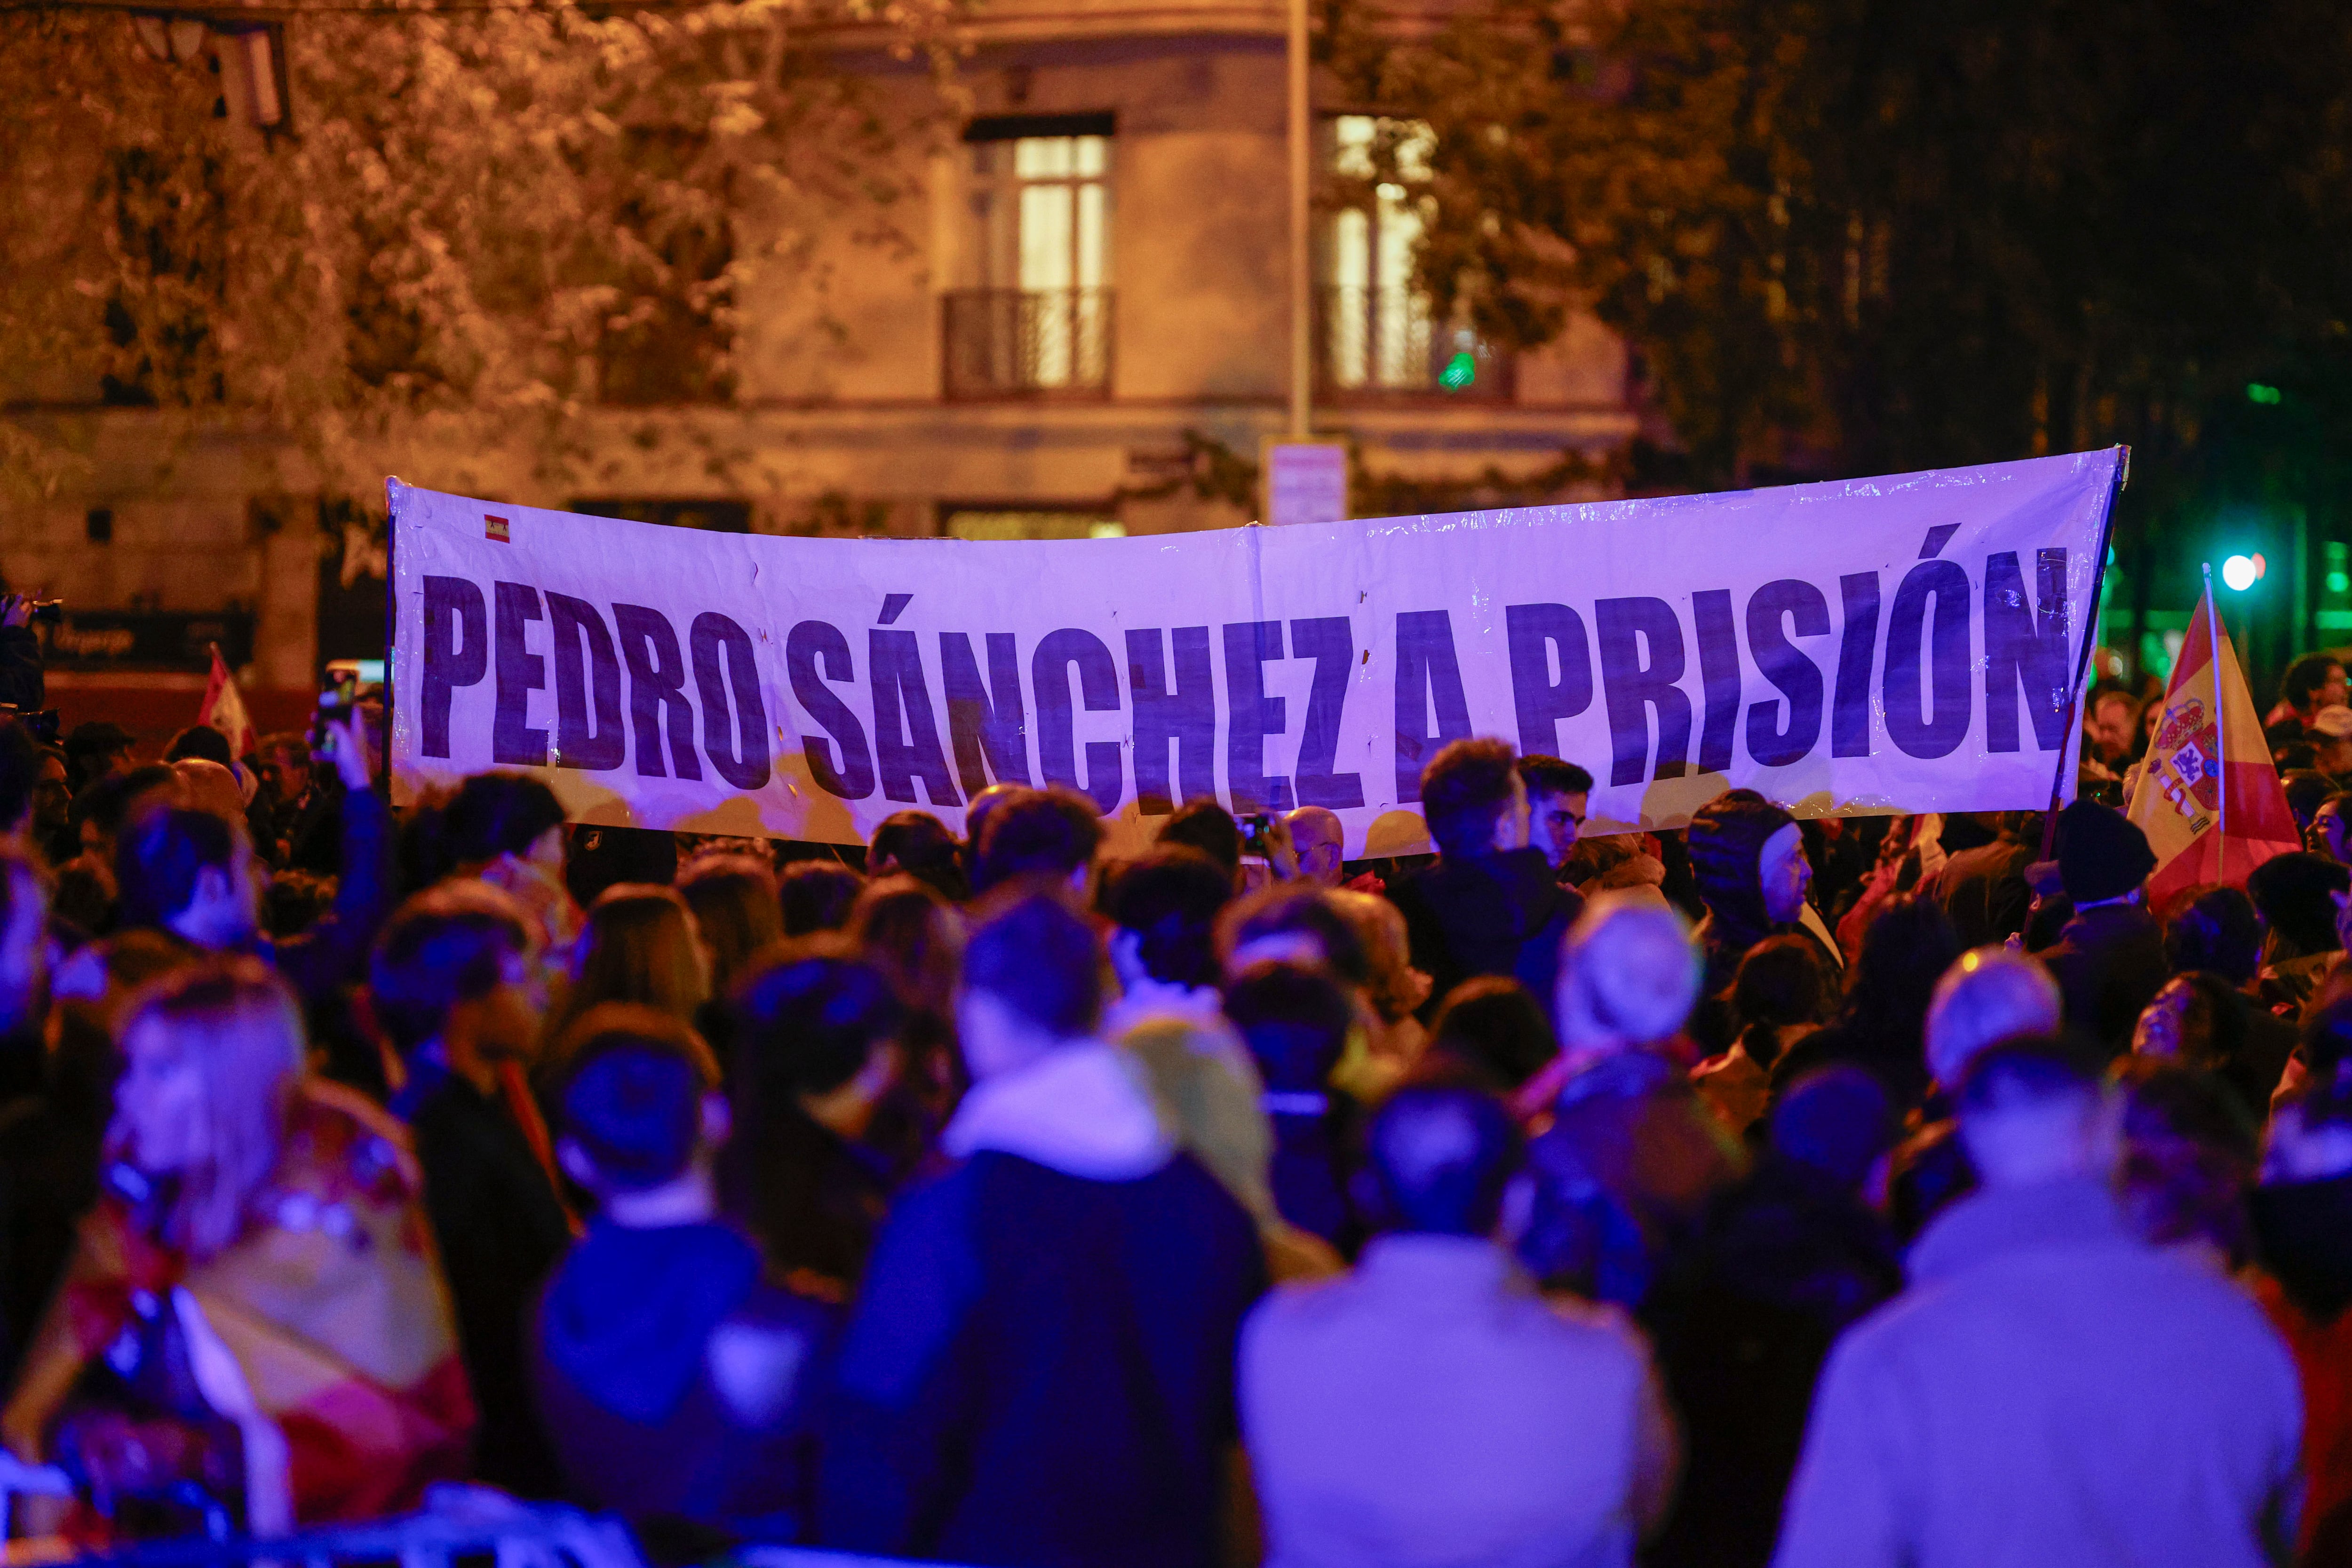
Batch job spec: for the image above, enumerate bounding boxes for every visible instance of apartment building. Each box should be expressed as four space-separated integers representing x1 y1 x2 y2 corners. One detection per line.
1 0 1638 725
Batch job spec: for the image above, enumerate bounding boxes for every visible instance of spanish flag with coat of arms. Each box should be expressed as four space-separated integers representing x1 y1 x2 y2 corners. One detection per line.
2125 570 2301 902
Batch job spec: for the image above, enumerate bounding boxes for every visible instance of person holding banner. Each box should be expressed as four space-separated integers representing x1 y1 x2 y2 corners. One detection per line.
1389 740 1580 1023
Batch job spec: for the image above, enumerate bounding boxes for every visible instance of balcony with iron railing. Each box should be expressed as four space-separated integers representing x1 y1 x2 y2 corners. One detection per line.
1315 284 1513 401
942 287 1113 399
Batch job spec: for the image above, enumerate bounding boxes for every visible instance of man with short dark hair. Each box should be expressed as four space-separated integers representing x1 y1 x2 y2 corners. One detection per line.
1242 1072 1676 1566
869 809 967 900
2273 652 2350 735
533 1005 833 1536
1102 847 1237 1034
1775 1035 2302 1567
1389 738 1579 1014
969 786 1104 897
371 883 571 1496
62 721 135 793
162 724 233 769
822 893 1265 1568
1515 754 1593 877
1158 798 1245 883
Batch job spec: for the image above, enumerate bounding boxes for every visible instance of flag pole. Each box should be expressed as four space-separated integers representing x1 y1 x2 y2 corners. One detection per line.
2203 562 2227 884
2039 446 2131 860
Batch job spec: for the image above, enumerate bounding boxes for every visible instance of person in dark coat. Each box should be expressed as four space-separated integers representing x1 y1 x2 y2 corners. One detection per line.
371 883 573 1496
820 895 1266 1568
2039 799 2166 1052
533 1008 833 1556
1772 893 1962 1114
1928 810 2040 948
719 952 910 1290
1387 738 1579 1017
0 593 42 715
1642 1067 1907 1568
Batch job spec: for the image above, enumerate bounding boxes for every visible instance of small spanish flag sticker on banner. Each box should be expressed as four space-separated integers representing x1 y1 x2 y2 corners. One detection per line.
485 514 511 543
2126 567 2300 898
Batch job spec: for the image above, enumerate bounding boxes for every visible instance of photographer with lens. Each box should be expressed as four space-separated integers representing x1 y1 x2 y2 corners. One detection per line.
0 589 52 716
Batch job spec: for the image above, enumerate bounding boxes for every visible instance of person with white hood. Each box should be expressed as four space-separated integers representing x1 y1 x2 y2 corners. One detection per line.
819 891 1267 1568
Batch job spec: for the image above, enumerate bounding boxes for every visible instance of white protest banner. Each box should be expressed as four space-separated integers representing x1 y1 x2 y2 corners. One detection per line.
387 447 2124 855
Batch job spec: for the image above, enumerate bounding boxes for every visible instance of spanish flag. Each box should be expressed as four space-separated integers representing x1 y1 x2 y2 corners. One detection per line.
2125 573 2300 900
197 643 258 759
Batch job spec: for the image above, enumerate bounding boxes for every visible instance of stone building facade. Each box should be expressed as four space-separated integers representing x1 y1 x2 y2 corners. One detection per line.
0 0 1637 727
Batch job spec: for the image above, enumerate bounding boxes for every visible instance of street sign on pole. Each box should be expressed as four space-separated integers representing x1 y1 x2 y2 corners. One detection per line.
1263 440 1349 527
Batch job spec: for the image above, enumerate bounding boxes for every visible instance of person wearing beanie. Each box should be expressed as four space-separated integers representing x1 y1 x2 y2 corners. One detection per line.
2041 799 2168 1053
1515 894 1747 1308
1684 791 1838 1051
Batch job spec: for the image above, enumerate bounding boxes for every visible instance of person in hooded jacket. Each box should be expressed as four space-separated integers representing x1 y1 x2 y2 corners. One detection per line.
1386 739 1580 1020
532 1008 833 1556
819 894 1265 1568
1684 793 1837 1053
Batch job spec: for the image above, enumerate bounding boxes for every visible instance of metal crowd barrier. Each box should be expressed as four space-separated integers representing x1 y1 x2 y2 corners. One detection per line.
0 1470 962 1568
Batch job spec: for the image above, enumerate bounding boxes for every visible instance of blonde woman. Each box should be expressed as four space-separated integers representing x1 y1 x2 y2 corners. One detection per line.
1329 887 1433 1089
2 957 471 1539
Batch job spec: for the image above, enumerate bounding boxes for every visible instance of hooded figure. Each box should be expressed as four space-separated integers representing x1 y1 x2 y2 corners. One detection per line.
1685 793 1828 1052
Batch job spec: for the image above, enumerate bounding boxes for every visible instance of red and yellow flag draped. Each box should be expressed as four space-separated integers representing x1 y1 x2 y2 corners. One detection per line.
2126 581 2300 901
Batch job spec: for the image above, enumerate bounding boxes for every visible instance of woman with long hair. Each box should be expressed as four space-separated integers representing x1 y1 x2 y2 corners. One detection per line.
539 884 710 1090
1 957 471 1540
677 853 783 1000
1771 892 1961 1113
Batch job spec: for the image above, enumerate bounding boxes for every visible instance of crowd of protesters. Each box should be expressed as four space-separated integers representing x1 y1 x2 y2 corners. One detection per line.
5 608 2352 1567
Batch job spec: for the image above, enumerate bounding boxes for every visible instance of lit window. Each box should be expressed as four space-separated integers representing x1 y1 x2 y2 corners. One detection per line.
958 131 1112 390
1319 116 1504 398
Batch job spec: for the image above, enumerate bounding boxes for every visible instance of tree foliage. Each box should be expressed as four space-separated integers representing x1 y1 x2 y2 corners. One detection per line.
0 0 954 504
1328 0 2352 518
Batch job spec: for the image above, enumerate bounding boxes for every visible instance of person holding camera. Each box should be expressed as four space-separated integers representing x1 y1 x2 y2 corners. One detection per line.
0 590 48 716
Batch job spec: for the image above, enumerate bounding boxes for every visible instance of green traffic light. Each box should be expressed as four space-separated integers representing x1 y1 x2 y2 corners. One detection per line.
2248 383 2283 405
1439 351 1476 390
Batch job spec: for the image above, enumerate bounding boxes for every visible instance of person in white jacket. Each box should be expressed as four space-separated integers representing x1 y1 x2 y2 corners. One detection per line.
1241 1072 1678 1568
1774 1032 2302 1568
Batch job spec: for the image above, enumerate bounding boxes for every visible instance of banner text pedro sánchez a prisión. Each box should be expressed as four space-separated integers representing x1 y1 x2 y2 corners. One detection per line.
386 447 2123 856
